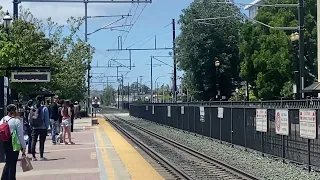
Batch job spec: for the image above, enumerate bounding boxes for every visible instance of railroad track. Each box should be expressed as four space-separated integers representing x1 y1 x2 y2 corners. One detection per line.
103 114 192 180
105 113 262 180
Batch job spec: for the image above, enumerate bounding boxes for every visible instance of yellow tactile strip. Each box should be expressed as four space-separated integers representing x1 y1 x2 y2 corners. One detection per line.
98 117 165 180
96 126 116 180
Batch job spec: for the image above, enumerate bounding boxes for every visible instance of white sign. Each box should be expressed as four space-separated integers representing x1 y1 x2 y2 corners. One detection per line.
256 109 268 132
275 109 289 135
217 107 224 119
146 106 148 111
181 106 184 115
167 106 171 117
200 106 205 122
152 106 154 114
299 109 316 139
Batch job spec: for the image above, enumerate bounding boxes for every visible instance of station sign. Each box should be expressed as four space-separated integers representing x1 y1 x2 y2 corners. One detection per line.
299 109 316 139
11 72 51 82
217 107 224 119
181 106 184 115
200 106 205 122
256 109 268 132
275 109 289 136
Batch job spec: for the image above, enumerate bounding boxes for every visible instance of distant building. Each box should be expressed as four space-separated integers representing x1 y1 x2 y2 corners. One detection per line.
244 0 264 19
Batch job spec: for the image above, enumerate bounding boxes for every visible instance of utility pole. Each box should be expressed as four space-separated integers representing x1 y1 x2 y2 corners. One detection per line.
127 82 130 103
150 56 153 103
139 76 143 94
121 74 124 103
85 1 91 114
13 0 19 19
298 0 305 99
172 19 177 102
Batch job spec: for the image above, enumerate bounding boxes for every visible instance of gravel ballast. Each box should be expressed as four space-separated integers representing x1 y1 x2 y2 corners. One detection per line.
113 113 320 180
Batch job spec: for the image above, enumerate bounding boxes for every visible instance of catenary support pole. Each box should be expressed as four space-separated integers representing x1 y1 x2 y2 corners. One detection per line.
150 57 153 103
13 0 19 19
298 0 304 99
172 19 177 102
84 1 91 114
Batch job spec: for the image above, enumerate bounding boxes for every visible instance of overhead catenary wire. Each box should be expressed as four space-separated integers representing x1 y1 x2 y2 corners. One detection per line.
126 23 172 48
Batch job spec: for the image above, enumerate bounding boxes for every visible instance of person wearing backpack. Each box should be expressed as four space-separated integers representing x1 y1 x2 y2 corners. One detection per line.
0 104 26 180
28 95 50 161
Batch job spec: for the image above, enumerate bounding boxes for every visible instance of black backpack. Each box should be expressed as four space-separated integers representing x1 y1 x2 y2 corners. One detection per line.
28 106 44 128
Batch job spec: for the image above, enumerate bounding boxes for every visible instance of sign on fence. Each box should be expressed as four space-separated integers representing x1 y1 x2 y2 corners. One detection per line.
200 106 205 122
275 109 289 135
146 106 148 111
217 107 224 118
299 109 316 139
181 106 184 115
152 106 154 114
167 106 171 117
256 109 268 132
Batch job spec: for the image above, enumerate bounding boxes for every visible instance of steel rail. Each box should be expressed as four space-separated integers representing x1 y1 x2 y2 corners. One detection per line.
104 115 192 180
111 114 263 180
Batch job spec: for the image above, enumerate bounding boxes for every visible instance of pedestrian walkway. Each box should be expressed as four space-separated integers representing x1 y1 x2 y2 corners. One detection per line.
0 115 164 179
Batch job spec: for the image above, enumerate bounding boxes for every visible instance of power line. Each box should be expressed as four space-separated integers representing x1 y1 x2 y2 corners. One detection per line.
126 22 172 48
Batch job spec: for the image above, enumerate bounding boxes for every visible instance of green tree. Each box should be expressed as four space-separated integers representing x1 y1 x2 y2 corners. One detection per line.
102 86 115 105
0 7 94 102
239 0 316 100
176 0 243 101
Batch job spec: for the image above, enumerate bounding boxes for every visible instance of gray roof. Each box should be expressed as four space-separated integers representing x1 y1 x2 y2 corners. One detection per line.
303 82 320 93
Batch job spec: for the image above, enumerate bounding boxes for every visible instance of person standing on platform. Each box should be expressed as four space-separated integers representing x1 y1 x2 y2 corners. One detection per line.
70 103 75 132
0 104 26 180
23 100 33 154
74 101 80 119
49 96 59 145
61 100 74 144
29 95 50 161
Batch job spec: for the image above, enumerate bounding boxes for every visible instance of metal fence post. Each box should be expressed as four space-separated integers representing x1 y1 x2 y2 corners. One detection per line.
219 99 222 143
281 98 285 163
182 106 184 132
187 104 190 132
307 98 311 172
209 107 212 139
261 100 264 157
244 101 247 151
231 101 233 147
194 106 196 135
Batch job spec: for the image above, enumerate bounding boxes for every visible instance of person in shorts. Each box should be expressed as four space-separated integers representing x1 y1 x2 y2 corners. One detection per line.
60 100 74 145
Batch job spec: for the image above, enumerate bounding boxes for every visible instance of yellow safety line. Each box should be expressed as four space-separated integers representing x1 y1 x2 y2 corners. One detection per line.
95 126 116 180
98 117 164 180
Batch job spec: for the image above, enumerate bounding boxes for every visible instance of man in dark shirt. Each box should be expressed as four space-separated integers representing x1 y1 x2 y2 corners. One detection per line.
49 97 59 145
24 99 33 154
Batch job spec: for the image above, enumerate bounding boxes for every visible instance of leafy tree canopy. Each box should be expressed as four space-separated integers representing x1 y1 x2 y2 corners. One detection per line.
176 0 243 101
0 6 94 102
239 0 316 100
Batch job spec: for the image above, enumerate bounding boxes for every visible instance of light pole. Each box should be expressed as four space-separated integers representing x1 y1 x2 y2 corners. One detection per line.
290 32 300 99
215 59 220 100
3 11 12 105
3 11 12 33
155 75 165 102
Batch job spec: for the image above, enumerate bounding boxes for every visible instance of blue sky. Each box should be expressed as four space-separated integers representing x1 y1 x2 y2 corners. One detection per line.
1 0 252 91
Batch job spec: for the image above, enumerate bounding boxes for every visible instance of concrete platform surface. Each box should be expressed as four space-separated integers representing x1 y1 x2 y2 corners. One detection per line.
0 116 164 180
0 117 101 180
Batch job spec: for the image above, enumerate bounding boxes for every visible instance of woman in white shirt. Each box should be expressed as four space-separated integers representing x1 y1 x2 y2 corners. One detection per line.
0 104 26 180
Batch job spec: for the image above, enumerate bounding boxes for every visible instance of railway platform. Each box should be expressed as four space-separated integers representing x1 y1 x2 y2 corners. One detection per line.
0 116 164 180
